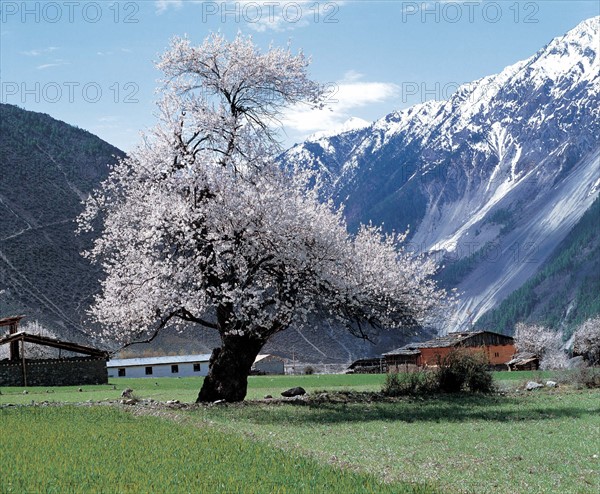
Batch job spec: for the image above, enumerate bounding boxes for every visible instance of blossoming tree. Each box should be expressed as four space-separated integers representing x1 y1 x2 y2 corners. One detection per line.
79 34 449 402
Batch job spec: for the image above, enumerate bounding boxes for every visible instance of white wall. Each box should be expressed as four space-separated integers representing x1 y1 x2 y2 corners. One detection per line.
108 361 209 378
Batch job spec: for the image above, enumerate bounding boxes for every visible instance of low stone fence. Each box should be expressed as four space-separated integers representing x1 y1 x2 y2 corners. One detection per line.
0 357 108 387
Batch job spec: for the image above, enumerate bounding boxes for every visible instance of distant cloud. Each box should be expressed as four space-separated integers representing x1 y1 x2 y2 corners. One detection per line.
243 1 345 32
154 1 344 30
282 71 398 134
98 116 121 123
155 0 183 14
36 61 70 70
21 47 59 57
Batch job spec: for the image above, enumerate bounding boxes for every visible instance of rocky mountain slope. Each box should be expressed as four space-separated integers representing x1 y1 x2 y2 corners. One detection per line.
0 103 122 343
475 195 600 337
282 16 600 332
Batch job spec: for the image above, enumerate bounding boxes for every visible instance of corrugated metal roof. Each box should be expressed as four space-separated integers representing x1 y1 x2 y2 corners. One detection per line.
383 348 421 356
108 354 212 368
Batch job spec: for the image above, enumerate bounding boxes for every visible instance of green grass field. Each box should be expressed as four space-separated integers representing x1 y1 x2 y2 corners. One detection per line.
0 371 552 405
1 372 598 493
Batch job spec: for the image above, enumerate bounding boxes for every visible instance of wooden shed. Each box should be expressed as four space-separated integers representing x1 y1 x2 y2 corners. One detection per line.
506 352 540 371
0 315 109 387
384 331 516 371
347 357 387 374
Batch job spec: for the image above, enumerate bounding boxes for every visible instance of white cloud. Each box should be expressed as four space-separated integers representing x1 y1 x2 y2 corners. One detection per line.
36 61 70 70
153 1 343 30
21 47 59 57
155 0 183 14
244 1 345 32
99 116 121 123
282 71 398 135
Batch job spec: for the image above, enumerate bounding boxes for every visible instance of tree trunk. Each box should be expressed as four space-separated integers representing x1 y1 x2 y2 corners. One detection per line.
196 333 265 402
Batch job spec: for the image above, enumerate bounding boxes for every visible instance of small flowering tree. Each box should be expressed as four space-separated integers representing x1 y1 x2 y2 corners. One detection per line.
79 34 449 402
572 317 600 366
514 322 567 369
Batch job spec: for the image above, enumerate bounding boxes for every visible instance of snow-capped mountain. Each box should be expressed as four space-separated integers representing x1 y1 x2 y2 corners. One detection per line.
282 16 600 332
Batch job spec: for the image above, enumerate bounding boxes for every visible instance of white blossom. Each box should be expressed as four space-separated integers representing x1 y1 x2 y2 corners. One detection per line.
572 316 600 365
79 33 449 351
514 322 567 369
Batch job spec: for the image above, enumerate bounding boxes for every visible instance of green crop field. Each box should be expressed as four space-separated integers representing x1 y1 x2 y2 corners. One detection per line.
1 405 434 494
1 372 598 493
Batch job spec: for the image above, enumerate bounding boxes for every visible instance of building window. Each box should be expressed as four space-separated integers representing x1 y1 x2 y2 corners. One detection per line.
145 366 153 375
171 364 179 374
193 363 201 372
494 352 500 358
118 368 126 377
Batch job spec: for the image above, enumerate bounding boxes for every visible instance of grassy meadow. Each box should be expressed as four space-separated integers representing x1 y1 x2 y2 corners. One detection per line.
0 371 552 405
1 372 598 493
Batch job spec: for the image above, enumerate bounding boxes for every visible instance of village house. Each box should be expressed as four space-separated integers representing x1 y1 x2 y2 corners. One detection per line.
107 353 285 378
0 315 109 387
384 331 516 372
107 354 212 378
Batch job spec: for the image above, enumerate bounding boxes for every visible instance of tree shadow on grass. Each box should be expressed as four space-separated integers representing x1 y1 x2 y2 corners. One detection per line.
212 392 599 426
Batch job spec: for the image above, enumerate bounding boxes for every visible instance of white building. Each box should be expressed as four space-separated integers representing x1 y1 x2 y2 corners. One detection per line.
107 354 212 378
252 354 285 375
108 353 285 378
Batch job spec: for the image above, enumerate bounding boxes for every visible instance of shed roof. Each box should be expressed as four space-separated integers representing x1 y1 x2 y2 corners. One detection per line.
506 352 539 366
254 354 284 363
108 354 212 368
0 331 108 358
348 357 384 368
0 315 25 328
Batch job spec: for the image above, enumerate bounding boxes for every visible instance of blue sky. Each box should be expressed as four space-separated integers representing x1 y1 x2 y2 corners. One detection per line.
1 1 598 151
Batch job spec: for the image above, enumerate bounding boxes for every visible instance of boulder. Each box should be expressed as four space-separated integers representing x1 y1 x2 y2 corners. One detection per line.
526 381 544 391
567 356 585 369
545 381 558 388
120 388 133 398
281 387 306 397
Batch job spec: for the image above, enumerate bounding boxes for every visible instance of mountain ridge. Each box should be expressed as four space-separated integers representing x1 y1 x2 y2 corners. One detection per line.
282 16 600 332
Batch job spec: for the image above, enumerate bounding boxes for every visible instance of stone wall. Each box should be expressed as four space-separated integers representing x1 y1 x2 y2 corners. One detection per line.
0 357 107 387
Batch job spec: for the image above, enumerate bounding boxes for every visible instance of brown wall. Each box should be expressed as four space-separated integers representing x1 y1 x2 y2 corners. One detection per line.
419 344 515 366
481 344 516 365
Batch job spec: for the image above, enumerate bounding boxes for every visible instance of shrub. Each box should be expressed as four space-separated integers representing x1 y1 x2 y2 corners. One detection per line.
555 367 600 389
382 350 495 396
436 350 495 393
382 370 438 396
304 366 315 375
